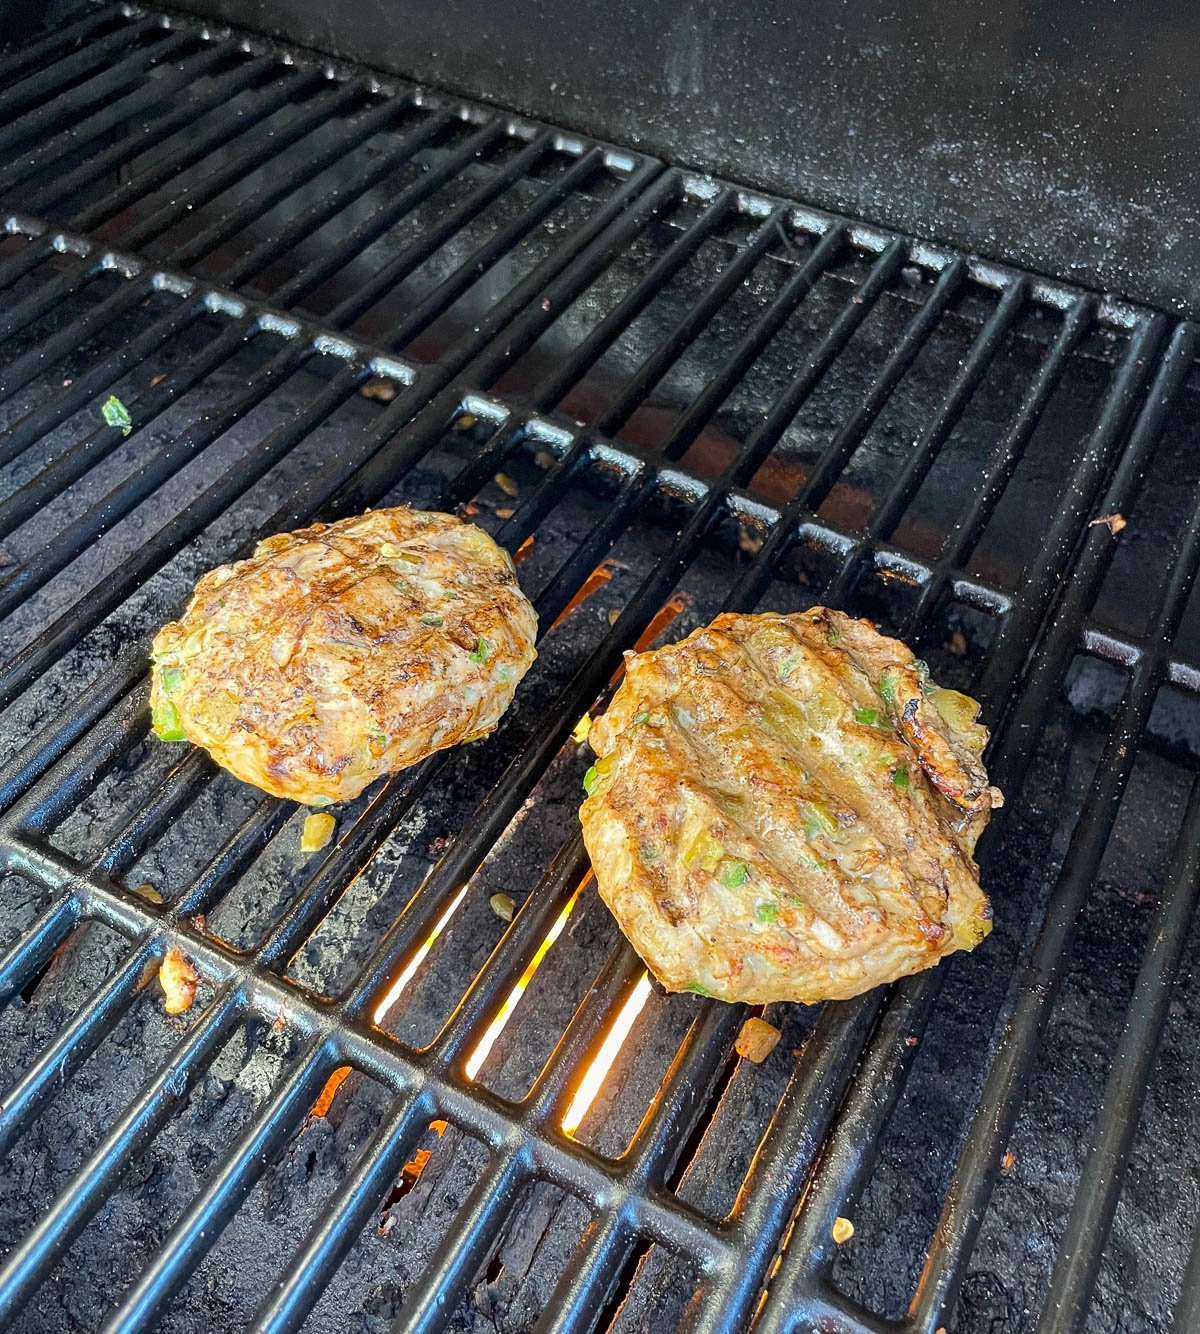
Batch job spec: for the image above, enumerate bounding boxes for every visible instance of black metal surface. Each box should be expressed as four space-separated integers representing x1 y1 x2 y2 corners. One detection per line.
0 8 1198 1334
170 0 1200 321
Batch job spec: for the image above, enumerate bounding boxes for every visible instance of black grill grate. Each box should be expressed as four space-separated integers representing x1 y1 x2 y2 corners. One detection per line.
1 6 1200 1332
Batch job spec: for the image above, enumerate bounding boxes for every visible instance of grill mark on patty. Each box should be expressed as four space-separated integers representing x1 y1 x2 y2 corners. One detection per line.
580 607 999 1003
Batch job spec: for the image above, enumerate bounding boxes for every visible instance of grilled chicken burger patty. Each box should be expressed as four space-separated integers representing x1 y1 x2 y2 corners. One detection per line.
149 507 537 803
579 608 1002 1005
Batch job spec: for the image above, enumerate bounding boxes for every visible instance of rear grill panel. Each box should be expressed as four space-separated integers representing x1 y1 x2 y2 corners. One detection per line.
1 7 1200 1333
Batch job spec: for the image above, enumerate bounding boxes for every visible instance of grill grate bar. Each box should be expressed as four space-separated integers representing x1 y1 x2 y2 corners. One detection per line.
0 308 246 535
66 64 328 233
652 223 849 462
521 945 648 1124
14 715 148 851
0 645 145 816
0 40 233 197
445 167 677 391
445 171 684 400
0 3 126 91
320 126 555 327
903 459 1200 1334
822 276 1028 606
905 292 1098 634
23 52 280 216
725 252 961 613
537 1214 635 1334
628 998 743 1179
251 1093 435 1334
165 88 426 271
459 219 847 561
94 752 220 880
752 991 940 1333
0 941 154 1158
222 107 462 290
379 145 610 356
0 893 80 1009
730 239 909 488
1035 775 1200 1334
0 228 76 298
528 186 737 411
976 311 1171 709
0 984 244 1327
525 995 745 1331
757 977 941 1334
867 278 1029 538
270 118 509 311
766 253 969 518
391 1150 532 1334
987 321 1200 790
686 996 888 1333
0 14 170 138
116 76 372 252
595 203 790 437
433 834 593 1071
100 1035 337 1334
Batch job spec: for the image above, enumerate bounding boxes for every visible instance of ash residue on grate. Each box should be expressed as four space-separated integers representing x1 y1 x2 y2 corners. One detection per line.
154 1068 400 1332
0 871 61 954
966 740 1200 1334
609 1246 704 1334
826 708 1082 1322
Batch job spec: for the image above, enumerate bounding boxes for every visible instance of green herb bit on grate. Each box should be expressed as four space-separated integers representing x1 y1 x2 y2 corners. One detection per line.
101 395 132 436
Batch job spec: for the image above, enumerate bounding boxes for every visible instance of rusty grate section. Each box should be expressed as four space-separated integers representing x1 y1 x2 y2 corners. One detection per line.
1 6 1200 1333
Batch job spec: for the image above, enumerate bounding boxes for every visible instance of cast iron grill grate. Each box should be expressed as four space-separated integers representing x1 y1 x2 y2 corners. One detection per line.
0 6 1199 1333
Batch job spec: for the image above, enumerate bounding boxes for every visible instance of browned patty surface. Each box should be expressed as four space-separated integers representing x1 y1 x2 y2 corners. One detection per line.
579 608 1002 1004
150 507 537 803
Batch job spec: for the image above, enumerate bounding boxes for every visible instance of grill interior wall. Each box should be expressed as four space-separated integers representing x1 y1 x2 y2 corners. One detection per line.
1 7 1199 1334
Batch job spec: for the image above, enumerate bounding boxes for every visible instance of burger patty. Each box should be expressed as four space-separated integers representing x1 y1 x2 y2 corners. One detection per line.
579 607 1002 1005
149 507 537 803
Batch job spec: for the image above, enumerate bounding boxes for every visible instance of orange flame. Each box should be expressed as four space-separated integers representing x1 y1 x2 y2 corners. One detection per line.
561 972 653 1134
550 563 615 630
629 592 690 655
311 1065 352 1118
373 886 469 1026
465 887 583 1081
606 593 691 686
